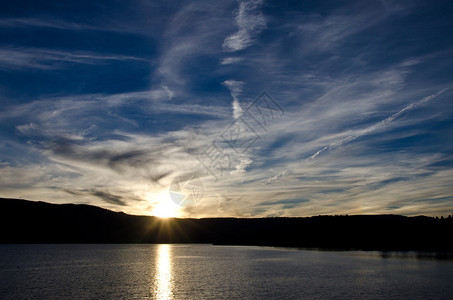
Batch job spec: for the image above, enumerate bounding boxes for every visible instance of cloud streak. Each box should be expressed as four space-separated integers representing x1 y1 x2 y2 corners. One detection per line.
309 88 450 159
0 48 147 70
223 80 244 119
221 57 244 65
222 0 266 51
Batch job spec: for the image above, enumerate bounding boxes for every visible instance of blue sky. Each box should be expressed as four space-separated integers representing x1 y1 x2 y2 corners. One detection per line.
0 0 452 217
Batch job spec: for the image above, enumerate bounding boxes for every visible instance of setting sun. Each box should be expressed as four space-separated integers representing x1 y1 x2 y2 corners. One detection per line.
149 192 180 218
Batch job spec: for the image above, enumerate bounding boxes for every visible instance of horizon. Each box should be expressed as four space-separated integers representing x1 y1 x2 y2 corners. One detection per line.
1 0 453 218
3 197 453 219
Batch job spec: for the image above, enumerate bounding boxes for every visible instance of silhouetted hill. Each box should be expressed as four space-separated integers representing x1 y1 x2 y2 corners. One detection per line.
1 198 452 251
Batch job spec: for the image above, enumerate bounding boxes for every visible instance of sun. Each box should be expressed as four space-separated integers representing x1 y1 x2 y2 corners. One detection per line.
150 191 180 218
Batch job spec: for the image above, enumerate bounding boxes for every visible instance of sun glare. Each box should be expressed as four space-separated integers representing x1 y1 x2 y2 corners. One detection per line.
150 192 180 218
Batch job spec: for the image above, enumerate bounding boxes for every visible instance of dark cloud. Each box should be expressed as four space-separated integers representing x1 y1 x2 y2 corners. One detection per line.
44 138 170 179
64 188 127 206
90 190 127 206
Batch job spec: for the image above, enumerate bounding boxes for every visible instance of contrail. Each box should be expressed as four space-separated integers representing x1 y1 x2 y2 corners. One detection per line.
310 87 450 160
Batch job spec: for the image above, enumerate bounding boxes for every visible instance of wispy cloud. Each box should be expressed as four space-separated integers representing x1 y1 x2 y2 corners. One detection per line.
1 0 452 218
223 80 244 119
309 88 450 159
293 2 412 53
263 170 288 185
230 157 253 176
0 12 170 35
221 56 244 65
0 17 105 31
149 2 232 99
222 0 266 51
0 48 147 70
65 189 128 206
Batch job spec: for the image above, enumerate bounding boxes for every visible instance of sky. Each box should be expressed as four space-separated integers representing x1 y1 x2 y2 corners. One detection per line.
0 0 452 218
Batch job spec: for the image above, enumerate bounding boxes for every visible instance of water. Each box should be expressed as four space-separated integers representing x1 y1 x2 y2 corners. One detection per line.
0 244 452 299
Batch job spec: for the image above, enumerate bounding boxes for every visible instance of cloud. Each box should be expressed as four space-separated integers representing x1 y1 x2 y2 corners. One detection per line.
309 88 450 159
150 85 174 101
231 100 242 120
263 170 288 185
230 157 253 176
66 189 128 206
221 57 244 65
150 1 233 99
1 0 452 218
223 80 244 119
0 9 171 36
1 91 229 144
4 46 450 217
293 2 412 53
0 48 147 70
0 17 106 31
41 136 181 185
222 0 266 51
89 190 126 206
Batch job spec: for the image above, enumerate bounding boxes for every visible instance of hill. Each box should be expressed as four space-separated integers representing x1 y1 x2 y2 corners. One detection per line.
1 198 452 251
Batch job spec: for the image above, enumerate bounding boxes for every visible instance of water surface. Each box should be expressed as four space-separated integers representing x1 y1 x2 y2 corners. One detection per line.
0 244 452 299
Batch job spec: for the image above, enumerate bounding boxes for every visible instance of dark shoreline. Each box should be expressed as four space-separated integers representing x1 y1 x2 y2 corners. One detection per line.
1 198 452 251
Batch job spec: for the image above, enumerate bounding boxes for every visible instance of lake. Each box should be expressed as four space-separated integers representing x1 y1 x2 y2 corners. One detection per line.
0 244 452 299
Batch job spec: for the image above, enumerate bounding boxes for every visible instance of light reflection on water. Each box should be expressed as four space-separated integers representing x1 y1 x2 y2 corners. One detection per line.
153 244 173 300
1 244 453 299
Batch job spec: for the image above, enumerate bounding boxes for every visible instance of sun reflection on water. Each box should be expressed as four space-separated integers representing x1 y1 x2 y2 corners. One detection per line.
153 244 173 300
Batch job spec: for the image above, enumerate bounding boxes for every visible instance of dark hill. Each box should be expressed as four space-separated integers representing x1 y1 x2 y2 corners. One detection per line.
1 198 452 251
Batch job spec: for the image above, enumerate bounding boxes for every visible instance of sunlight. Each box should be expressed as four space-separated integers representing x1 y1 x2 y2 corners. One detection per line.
153 244 173 300
149 192 180 218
